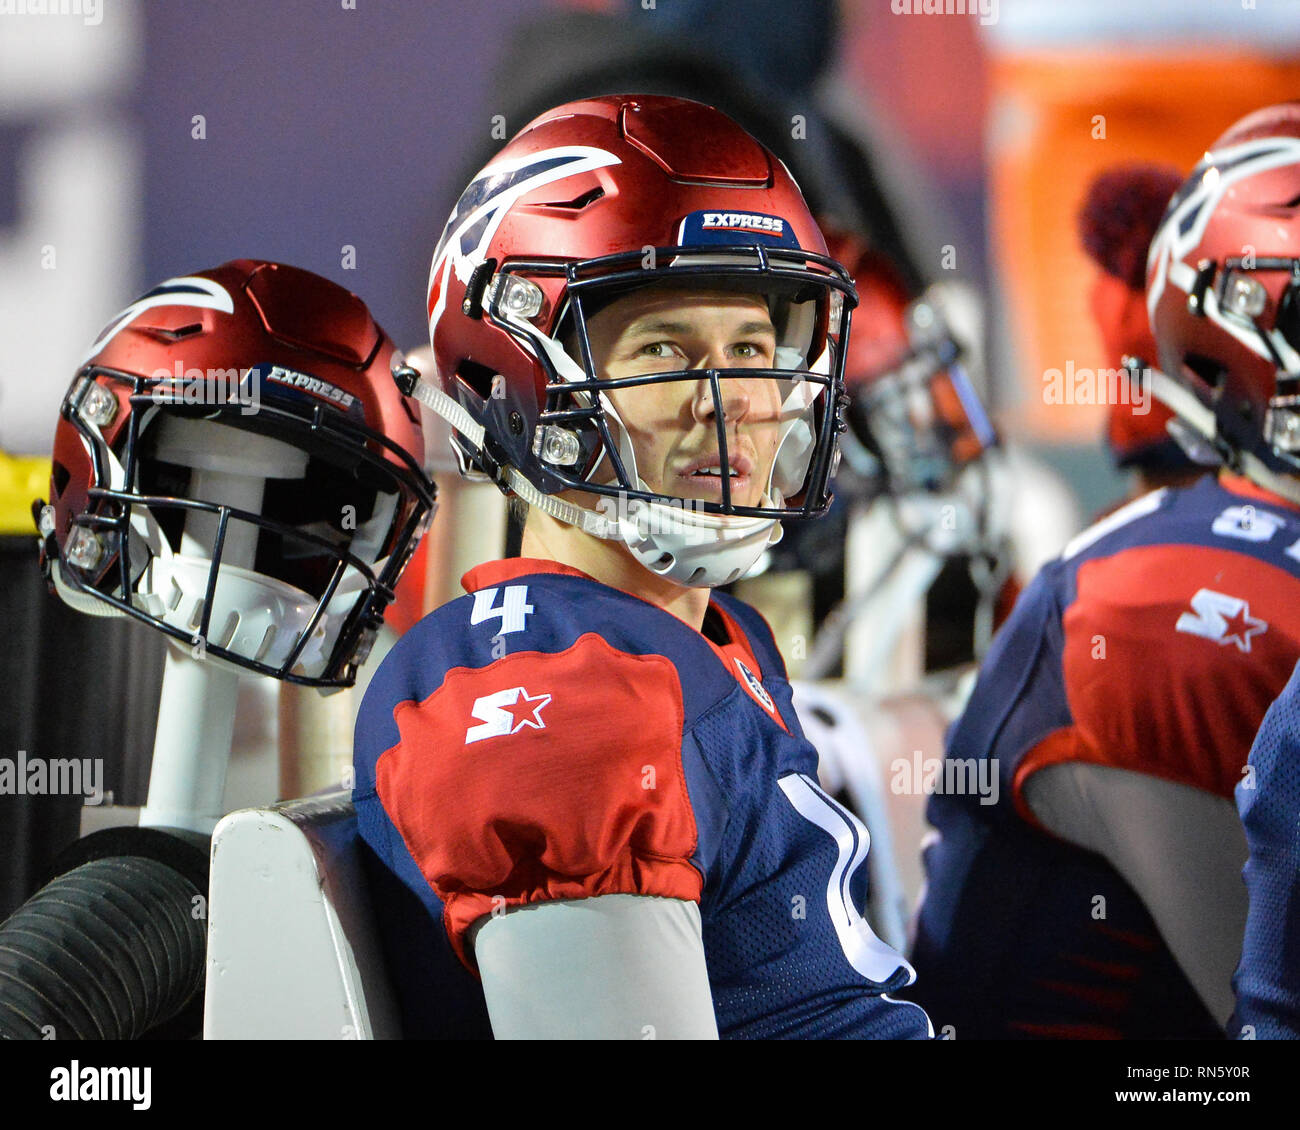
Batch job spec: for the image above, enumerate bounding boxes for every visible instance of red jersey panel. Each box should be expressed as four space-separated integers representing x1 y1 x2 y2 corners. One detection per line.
376 632 697 968
1033 545 1300 802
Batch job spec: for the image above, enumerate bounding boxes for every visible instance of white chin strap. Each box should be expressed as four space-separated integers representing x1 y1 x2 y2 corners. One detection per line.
51 559 129 619
620 346 824 588
407 369 784 588
133 552 367 675
613 494 782 588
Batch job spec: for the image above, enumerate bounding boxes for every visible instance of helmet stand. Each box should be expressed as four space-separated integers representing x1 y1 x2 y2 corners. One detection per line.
138 419 308 835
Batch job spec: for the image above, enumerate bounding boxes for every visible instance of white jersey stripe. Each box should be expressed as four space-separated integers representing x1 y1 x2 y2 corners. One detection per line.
778 772 916 987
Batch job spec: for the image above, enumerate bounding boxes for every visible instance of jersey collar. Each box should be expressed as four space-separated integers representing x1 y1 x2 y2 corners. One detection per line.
461 558 593 593
462 560 745 656
1218 470 1300 514
460 557 787 730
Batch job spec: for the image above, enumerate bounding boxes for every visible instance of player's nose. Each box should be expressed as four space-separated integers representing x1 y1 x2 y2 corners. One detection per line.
690 370 752 425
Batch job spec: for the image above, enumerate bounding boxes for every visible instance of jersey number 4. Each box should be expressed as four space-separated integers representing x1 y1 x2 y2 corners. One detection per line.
470 585 534 636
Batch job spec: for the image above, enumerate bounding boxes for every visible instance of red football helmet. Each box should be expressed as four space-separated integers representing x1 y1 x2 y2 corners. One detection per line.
826 228 996 500
36 260 436 687
408 94 855 587
1146 102 1300 492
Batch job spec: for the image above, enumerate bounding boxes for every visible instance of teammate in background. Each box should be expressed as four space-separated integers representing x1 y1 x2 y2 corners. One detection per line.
352 95 932 1040
1078 163 1206 500
770 225 1009 675
1231 658 1300 1039
906 103 1300 1039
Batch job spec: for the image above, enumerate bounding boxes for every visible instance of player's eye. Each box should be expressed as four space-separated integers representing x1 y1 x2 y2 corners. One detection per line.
637 341 681 359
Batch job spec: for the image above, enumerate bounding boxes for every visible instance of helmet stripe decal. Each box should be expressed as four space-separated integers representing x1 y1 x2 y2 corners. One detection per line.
1148 139 1300 325
433 153 593 265
80 276 235 366
427 146 620 333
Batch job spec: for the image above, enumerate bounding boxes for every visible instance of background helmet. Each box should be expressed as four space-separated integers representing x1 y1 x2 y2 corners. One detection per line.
418 93 855 587
826 228 996 504
1146 102 1300 491
36 260 436 688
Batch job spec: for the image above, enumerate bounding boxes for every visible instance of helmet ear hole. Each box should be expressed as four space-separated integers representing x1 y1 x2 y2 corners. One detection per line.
1186 353 1228 390
457 361 497 401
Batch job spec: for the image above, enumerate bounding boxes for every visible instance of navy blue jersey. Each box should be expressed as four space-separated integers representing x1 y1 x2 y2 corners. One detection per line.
1230 656 1300 1039
353 557 931 1039
907 475 1300 1038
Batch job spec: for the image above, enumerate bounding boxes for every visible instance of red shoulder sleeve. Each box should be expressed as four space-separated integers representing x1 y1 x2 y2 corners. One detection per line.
374 632 700 971
1013 544 1300 821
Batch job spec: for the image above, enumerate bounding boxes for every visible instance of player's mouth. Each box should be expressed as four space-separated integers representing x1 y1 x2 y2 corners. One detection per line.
677 453 755 500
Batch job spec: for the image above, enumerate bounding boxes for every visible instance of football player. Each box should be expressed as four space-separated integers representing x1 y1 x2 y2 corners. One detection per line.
351 94 933 1039
906 102 1300 1039
1231 657 1300 1039
1222 110 1300 1043
1077 163 1207 500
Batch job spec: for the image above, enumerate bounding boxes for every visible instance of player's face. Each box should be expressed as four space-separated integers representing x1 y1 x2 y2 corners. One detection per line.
582 287 783 508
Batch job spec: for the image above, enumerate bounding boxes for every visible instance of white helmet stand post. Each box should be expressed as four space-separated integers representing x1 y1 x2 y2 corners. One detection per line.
137 419 309 836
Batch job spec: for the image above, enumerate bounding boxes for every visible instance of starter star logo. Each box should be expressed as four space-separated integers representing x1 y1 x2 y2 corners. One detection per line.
1175 589 1269 654
465 687 552 745
1219 605 1268 653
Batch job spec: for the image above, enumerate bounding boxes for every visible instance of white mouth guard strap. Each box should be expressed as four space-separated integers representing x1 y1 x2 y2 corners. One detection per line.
406 373 487 450
502 466 622 540
406 370 618 537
